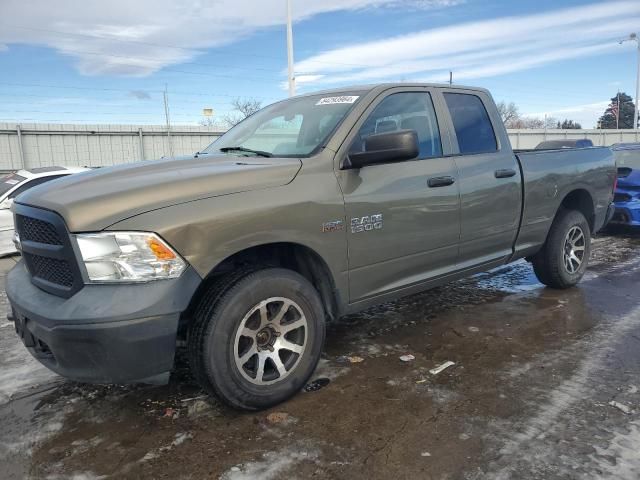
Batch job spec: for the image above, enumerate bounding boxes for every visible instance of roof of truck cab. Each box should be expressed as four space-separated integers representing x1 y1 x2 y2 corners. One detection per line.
296 83 491 98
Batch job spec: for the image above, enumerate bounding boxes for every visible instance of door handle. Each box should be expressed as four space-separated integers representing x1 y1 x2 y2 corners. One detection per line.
495 168 517 179
428 176 455 188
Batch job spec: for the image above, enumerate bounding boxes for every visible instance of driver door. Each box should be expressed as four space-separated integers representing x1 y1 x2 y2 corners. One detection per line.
335 89 461 302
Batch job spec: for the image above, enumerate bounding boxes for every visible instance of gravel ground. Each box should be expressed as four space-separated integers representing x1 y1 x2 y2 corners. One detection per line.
1 231 640 479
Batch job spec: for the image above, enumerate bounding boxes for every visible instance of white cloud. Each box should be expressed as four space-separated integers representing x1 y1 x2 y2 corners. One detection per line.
524 101 611 129
295 1 640 86
0 0 460 76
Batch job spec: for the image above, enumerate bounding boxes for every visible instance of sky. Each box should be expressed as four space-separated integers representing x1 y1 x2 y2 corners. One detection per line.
0 0 638 128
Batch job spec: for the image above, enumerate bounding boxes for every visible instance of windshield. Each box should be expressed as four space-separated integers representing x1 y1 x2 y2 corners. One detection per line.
0 173 26 197
614 147 640 169
203 92 365 157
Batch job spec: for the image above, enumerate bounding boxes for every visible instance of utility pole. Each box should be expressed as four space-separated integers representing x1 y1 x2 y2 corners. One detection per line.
619 33 639 129
286 0 296 97
616 91 620 130
449 71 453 85
163 84 174 159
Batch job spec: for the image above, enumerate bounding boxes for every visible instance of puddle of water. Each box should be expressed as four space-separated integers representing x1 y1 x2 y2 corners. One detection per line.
473 260 543 294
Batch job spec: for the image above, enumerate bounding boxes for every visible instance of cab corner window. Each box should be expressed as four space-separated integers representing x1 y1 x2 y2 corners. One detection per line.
350 92 442 160
444 93 497 155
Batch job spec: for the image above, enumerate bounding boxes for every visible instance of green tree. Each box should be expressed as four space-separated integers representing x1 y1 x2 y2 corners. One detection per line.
557 119 582 129
598 92 635 129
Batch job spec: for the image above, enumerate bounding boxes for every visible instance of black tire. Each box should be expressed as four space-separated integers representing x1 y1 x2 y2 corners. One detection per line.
532 208 591 289
187 268 325 410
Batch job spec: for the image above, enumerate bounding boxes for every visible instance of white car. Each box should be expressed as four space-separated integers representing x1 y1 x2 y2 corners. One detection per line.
0 166 90 256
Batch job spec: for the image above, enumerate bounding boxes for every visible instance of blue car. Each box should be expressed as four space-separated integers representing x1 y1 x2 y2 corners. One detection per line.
612 143 640 226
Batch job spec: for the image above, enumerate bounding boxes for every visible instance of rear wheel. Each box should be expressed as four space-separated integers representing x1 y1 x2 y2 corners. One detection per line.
532 208 591 289
188 268 325 410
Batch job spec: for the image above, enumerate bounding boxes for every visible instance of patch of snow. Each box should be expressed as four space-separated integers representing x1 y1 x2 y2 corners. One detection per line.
608 401 632 415
0 310 58 405
0 413 65 457
137 432 193 464
46 473 107 480
359 343 383 356
220 445 318 480
171 432 192 447
591 421 640 479
312 358 349 381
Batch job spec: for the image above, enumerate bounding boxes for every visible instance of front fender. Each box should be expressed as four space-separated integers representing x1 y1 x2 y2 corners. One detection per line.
107 167 348 301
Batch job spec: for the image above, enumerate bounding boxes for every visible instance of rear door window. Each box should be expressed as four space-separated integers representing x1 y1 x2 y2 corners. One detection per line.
444 93 497 155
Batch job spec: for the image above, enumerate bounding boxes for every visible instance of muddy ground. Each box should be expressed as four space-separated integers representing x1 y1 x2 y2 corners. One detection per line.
2 229 640 479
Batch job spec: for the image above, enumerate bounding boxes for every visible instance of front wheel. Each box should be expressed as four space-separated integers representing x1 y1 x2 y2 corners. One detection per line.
187 268 325 410
532 208 591 289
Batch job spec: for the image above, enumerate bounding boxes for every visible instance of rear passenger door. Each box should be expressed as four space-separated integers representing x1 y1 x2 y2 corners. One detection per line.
438 90 522 268
336 88 461 302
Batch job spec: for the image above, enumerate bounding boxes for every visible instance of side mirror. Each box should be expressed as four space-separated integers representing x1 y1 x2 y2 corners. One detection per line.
346 130 419 169
0 198 13 210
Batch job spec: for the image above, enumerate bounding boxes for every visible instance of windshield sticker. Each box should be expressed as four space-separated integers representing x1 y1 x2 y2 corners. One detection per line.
316 96 359 105
4 179 19 185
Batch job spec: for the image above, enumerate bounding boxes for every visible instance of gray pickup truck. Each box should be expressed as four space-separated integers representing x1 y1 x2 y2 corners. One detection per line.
7 83 616 410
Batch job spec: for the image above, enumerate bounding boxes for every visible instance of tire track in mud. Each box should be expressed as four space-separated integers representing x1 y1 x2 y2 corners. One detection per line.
473 252 640 480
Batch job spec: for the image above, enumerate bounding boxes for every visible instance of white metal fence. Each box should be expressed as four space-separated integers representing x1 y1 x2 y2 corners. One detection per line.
508 128 640 150
1 123 640 172
0 123 223 172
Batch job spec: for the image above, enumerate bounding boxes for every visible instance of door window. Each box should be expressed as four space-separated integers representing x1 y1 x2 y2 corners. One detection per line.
444 93 497 155
350 92 442 159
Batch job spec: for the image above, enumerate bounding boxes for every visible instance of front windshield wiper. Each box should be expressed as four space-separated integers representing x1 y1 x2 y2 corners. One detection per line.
219 146 273 157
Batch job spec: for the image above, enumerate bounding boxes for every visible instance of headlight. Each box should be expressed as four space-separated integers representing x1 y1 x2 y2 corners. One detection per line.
75 232 186 282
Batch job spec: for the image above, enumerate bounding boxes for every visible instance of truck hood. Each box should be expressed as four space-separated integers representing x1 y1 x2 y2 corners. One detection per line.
17 154 302 231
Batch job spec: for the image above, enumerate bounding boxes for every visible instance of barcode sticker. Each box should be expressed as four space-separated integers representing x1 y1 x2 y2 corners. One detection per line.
316 96 359 105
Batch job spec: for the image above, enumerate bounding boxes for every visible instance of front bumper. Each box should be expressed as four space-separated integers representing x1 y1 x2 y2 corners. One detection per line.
6 261 201 384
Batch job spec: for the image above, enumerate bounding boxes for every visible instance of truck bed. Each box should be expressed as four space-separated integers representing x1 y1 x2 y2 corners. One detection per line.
513 146 615 258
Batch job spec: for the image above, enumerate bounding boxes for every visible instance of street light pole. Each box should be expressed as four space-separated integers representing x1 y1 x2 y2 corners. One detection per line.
636 36 640 129
286 0 296 97
620 33 639 129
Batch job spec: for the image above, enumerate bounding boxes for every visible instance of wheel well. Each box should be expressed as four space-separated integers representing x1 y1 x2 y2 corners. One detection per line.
560 189 595 231
185 243 340 325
